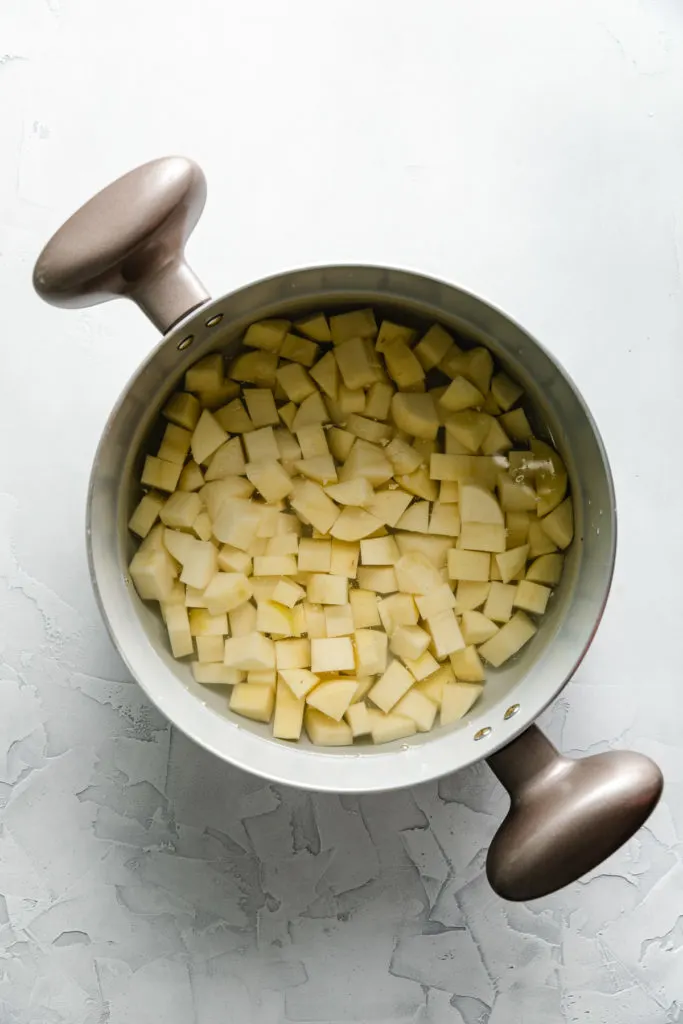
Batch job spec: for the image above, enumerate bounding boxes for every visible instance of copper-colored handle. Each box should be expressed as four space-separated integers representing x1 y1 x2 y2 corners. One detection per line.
485 725 663 900
33 156 210 333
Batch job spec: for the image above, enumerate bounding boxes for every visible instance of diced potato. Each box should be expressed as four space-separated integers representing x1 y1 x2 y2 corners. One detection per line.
385 438 423 476
291 480 340 534
376 320 417 351
330 539 360 578
229 600 257 637
129 493 165 538
305 707 353 746
460 610 499 645
307 574 348 605
449 646 485 682
197 379 241 410
178 540 218 590
243 388 279 428
158 422 192 465
243 319 289 352
324 604 355 637
162 604 193 658
243 461 292 503
275 363 317 404
459 523 506 553
428 503 461 537
506 511 530 549
459 483 504 525
325 478 374 507
377 593 418 633
390 624 431 661
256 593 295 635
205 438 246 482
279 668 320 699
443 347 493 394
395 553 443 594
448 549 490 582
514 580 551 615
394 689 437 732
214 399 253 434
396 501 429 533
141 455 182 493
243 426 280 464
275 638 311 669
178 460 205 491
345 701 372 738
189 608 228 636
484 581 517 623
229 350 278 388
500 408 533 441
280 333 319 367
196 635 225 663
329 308 377 345
247 670 278 687
498 475 538 513
384 340 425 390
394 533 453 566
454 580 491 612
230 683 275 722
357 566 398 594
294 455 338 485
298 537 332 572
531 440 568 517
224 631 275 670
495 544 530 584
295 313 332 343
191 410 228 466
481 419 512 456
203 572 253 614
490 372 523 411
327 426 355 461
414 584 456 619
540 497 574 549
253 555 298 577
350 589 381 628
291 391 330 432
309 350 339 399
441 682 483 724
334 337 382 389
273 681 306 740
272 579 306 608
339 442 393 487
163 391 201 431
415 663 453 703
330 507 384 542
414 323 455 369
217 544 252 575
306 679 357 721
395 466 438 501
192 663 244 685
439 376 485 412
365 489 412 528
364 381 394 420
403 650 440 681
370 710 417 744
266 533 299 557
213 499 263 550
478 611 537 667
160 492 202 531
347 413 392 444
526 553 564 586
438 481 459 503
279 402 297 430
311 637 355 672
391 392 439 439
444 411 492 453
528 520 559 557
369 660 415 713
425 610 465 658
355 629 389 675
360 535 400 565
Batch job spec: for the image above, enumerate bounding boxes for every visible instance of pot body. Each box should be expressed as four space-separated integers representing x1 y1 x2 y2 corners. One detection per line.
87 264 615 793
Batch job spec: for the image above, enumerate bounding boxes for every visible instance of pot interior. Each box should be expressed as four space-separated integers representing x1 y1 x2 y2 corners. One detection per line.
88 266 615 789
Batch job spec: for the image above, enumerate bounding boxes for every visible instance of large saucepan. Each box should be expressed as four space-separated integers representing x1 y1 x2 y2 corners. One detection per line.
33 157 663 900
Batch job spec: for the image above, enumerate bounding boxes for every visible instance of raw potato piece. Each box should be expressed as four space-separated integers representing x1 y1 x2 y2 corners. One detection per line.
478 611 537 667
164 604 194 658
203 573 253 615
346 701 372 738
141 456 182 493
230 683 275 723
414 324 455 369
354 629 388 675
350 589 381 628
459 483 504 525
279 668 320 699
306 679 357 721
310 637 355 673
243 319 289 351
191 410 228 465
540 498 574 550
330 508 384 542
484 582 517 623
370 711 417 744
164 391 201 431
460 611 499 645
224 632 276 670
305 708 353 746
441 683 483 724
514 580 551 615
425 610 465 658
129 493 165 538
391 393 439 440
205 437 246 480
495 545 530 585
526 553 564 586
439 376 484 412
448 549 490 582
246 461 294 502
393 690 437 731
369 661 415 713
449 646 485 682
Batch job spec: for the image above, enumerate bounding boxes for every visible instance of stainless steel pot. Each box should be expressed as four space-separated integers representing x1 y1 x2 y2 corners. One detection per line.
33 156 663 901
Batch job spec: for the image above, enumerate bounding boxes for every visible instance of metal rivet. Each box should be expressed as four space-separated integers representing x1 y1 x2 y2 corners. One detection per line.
177 335 194 351
504 703 520 721
205 313 223 328
474 727 492 741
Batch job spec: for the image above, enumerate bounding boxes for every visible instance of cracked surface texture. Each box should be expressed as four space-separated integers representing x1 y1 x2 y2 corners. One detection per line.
1 0 682 1020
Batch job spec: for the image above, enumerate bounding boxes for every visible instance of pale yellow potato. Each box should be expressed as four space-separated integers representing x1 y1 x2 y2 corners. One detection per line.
310 637 355 673
369 661 415 713
305 708 353 745
441 682 483 724
306 679 357 721
230 683 275 722
478 611 537 667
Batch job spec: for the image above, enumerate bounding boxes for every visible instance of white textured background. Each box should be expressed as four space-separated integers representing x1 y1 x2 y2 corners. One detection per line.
2 0 683 1021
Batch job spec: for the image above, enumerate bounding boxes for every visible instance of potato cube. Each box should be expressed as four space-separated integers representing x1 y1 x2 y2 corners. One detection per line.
443 347 493 393
291 391 330 432
276 363 317 404
478 611 537 667
196 635 225 662
528 520 559 557
481 419 512 456
494 544 529 584
459 483 504 525
197 379 241 410
275 638 311 669
129 493 165 538
179 540 218 590
163 391 201 431
189 608 228 636
224 631 275 670
414 324 455 370
454 581 490 612
338 441 393 488
377 593 418 633
540 498 574 550
459 523 506 553
243 426 280 464
526 553 564 586
376 320 417 350
394 533 452 566
205 439 246 483
241 318 289 351
279 668 320 699
500 408 533 441
357 566 398 594
141 455 182 493
203 572 253 615
425 610 465 658
441 682 483 725
160 492 202 531
390 625 431 661
191 410 228 466
350 589 380 628
329 308 377 345
514 580 551 615
272 681 306 740
272 579 306 608
396 501 429 533
448 549 490 582
158 422 192 465
439 480 459 503
229 600 257 637
192 663 244 685
201 478 254 519
309 351 339 399
217 545 252 574
163 604 193 658
415 663 455 703
360 535 400 565
369 661 415 713
214 399 253 434
294 454 338 485
178 461 205 491
491 372 523 411
325 604 355 637
229 350 278 387
307 574 348 605
364 381 394 420
253 555 298 578
213 499 263 550
394 689 437 732
306 679 357 721
325 478 375 507
439 376 484 412
311 637 355 673
247 669 277 686
280 333 319 367
403 650 440 681
297 538 332 573
330 507 384 542
449 646 486 682
383 340 425 390
415 584 456 619
242 389 278 428
390 392 439 440
395 553 443 594
366 489 413 527
256 600 294 635
305 708 353 746
346 413 392 444
428 502 461 537
334 337 382 390
461 610 499 645
293 425 326 460
345 701 372 738
230 683 275 722
498 476 538 513
483 581 517 623
355 628 389 675
290 480 340 534
395 466 438 501
370 711 417 744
